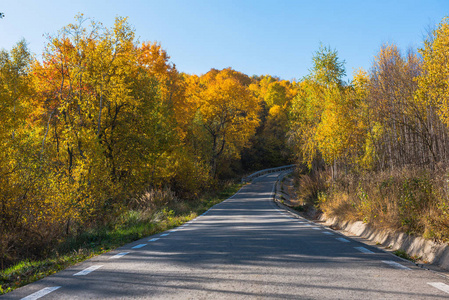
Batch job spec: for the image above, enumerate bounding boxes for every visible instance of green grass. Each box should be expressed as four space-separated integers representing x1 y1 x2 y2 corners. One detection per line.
0 182 242 295
393 249 421 262
292 205 305 212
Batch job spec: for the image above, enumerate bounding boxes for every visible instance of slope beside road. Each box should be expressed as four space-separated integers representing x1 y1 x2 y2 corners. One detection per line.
3 172 449 299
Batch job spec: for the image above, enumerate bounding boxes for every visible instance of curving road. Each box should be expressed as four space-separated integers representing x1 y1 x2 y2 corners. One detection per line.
4 172 449 299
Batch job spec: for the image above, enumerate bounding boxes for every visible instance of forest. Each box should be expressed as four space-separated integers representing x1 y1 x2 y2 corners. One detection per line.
1 14 449 279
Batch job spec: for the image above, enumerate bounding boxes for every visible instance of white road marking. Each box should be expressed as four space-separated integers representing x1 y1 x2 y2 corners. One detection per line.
21 286 61 300
323 231 334 235
132 244 147 249
149 238 160 242
336 237 350 243
312 227 322 230
109 252 129 259
382 260 411 270
169 229 178 233
354 246 374 254
428 282 449 294
161 233 169 237
73 265 103 276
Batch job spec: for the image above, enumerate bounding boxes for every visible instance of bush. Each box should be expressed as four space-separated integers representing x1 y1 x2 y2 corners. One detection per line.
295 170 329 208
307 167 449 243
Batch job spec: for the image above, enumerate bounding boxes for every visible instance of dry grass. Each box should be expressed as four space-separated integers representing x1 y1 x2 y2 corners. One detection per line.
295 170 329 207
298 166 449 243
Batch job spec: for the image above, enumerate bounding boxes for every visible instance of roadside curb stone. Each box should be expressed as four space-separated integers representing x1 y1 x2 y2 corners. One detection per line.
273 173 449 276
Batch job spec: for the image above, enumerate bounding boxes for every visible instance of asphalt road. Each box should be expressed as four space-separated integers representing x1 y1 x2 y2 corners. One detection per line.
4 172 449 299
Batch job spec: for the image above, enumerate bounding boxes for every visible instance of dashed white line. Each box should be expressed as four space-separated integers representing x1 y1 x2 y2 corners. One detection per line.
73 265 103 276
132 244 147 249
382 260 411 270
161 233 169 237
21 286 61 300
149 238 160 242
109 252 129 259
336 237 350 243
354 246 374 254
428 282 449 294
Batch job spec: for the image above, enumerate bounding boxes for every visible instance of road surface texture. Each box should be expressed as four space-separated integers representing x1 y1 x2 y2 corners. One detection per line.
4 172 449 299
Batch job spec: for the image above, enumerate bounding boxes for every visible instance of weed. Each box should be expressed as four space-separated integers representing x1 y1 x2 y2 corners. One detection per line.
293 205 305 212
393 249 421 262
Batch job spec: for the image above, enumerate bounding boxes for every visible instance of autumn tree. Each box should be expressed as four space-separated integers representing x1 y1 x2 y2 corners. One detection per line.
187 68 261 177
414 18 449 167
418 18 449 126
240 76 296 171
0 40 40 266
365 43 449 170
289 45 348 175
28 15 182 235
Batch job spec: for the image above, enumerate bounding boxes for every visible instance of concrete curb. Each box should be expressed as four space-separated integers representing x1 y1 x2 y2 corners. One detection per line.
272 175 449 275
320 215 449 272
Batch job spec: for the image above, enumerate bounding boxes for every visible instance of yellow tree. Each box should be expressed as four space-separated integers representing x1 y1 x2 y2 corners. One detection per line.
289 45 346 172
0 41 38 266
288 79 325 169
418 18 449 130
349 69 375 170
137 42 193 139
244 75 297 170
189 68 261 177
30 14 179 229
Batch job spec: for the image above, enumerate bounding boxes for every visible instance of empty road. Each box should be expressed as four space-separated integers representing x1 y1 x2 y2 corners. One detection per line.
4 172 449 299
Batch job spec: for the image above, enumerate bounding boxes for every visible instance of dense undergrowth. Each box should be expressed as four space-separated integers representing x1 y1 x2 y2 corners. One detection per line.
294 167 449 243
0 181 241 295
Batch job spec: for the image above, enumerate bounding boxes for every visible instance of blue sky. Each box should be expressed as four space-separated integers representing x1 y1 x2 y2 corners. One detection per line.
1 0 447 81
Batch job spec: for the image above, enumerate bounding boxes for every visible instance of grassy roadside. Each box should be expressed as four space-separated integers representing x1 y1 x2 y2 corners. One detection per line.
286 167 449 265
0 182 242 295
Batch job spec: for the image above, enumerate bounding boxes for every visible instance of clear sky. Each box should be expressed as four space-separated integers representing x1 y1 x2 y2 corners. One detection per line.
1 0 447 81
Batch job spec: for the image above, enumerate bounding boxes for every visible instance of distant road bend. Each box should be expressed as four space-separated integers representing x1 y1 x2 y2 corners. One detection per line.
5 171 449 299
